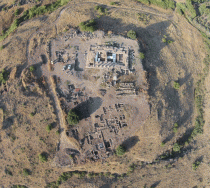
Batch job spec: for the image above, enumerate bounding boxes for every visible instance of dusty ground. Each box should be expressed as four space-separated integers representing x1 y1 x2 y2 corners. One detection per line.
0 0 209 187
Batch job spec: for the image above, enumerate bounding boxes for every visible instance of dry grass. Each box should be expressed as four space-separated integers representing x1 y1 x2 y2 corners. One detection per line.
0 0 209 187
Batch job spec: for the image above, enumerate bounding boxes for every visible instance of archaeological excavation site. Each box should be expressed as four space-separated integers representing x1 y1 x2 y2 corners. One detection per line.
1 0 210 187
29 29 150 167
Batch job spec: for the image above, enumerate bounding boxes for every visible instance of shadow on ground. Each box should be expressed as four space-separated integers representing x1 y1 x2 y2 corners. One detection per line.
97 16 195 143
100 184 111 188
101 17 193 143
122 136 140 151
73 97 102 120
75 58 83 71
151 181 161 188
2 116 15 130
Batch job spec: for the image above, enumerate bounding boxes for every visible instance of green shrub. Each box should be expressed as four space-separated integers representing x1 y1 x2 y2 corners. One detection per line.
176 6 184 15
173 127 177 133
160 142 165 147
173 143 181 152
56 130 60 135
110 174 115 178
186 0 197 18
149 0 175 9
22 169 30 176
98 7 105 14
0 18 19 41
0 0 71 41
162 35 173 44
129 163 136 172
87 172 95 178
104 172 111 177
1 29 5 35
11 185 27 188
5 169 13 176
167 40 173 44
199 4 209 15
14 9 21 16
94 5 100 10
57 173 69 182
139 52 145 59
59 172 72 182
137 13 151 25
110 2 117 5
39 153 48 162
0 45 4 50
162 38 167 43
0 69 9 84
79 171 86 178
67 110 79 125
127 30 137 40
94 5 107 15
29 66 35 72
173 123 178 133
173 81 180 90
30 112 34 117
137 0 150 5
192 161 201 170
79 19 97 32
116 145 126 156
46 124 53 132
191 116 204 138
69 154 73 159
176 3 187 15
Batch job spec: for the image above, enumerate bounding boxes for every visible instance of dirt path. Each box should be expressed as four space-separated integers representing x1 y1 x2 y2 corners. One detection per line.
25 6 79 152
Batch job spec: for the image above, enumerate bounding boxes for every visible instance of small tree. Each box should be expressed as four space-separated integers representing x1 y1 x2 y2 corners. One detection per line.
110 2 117 5
160 142 165 147
79 19 96 32
30 112 34 117
192 161 201 171
127 30 137 40
29 66 35 72
173 143 180 152
22 169 30 176
129 163 136 172
0 69 9 84
79 171 86 178
162 38 167 43
39 153 48 162
67 110 79 125
173 81 180 90
69 154 73 159
14 9 20 16
56 130 60 135
173 123 178 133
116 145 126 156
167 40 173 44
139 52 145 59
46 124 52 133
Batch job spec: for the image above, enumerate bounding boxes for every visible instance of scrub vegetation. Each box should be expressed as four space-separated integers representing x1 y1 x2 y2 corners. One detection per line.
0 0 210 187
0 0 71 41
